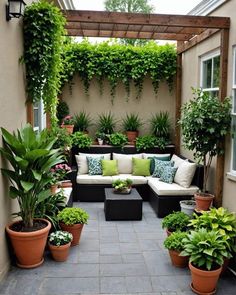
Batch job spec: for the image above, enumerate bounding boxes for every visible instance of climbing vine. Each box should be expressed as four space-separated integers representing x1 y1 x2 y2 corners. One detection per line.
60 40 177 102
23 0 66 124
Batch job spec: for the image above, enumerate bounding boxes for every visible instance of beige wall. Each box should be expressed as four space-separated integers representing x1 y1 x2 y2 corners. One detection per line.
181 0 236 211
0 0 33 281
62 76 176 139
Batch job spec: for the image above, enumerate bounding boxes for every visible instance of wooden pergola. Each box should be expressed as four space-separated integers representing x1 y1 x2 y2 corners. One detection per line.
63 10 230 206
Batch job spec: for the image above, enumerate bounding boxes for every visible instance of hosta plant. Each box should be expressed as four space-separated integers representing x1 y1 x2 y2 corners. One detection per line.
162 211 191 232
58 207 89 225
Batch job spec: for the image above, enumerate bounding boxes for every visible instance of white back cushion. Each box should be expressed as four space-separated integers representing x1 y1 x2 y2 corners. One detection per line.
143 153 170 159
171 154 188 168
174 161 197 188
75 153 111 175
113 153 142 174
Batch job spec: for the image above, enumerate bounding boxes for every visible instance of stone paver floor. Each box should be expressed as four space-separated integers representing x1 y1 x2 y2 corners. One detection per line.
0 202 235 295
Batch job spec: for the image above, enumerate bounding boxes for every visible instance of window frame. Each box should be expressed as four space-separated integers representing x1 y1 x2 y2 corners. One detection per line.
33 99 47 132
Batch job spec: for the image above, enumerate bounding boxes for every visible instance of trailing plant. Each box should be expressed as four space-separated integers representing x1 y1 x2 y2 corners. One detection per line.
179 88 231 193
108 132 128 147
164 231 188 252
72 132 92 149
23 1 66 125
162 211 191 232
60 40 177 102
57 101 70 125
97 112 117 135
135 135 157 151
150 111 171 140
0 124 64 229
122 113 143 132
48 230 73 246
58 207 89 225
73 111 93 132
181 228 231 271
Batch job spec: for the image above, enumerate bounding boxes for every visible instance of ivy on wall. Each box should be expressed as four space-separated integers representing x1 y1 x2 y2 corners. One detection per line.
23 0 66 124
60 40 177 102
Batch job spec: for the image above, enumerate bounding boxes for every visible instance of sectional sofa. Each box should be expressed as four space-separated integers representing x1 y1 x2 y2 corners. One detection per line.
69 147 203 217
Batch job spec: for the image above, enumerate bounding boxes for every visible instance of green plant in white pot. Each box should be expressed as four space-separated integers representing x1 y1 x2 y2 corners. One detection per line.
179 88 231 210
0 124 63 268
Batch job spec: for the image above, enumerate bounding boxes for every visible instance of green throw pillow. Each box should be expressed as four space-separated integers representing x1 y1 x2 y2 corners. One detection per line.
152 158 174 178
132 158 151 176
148 155 171 174
159 166 177 184
87 156 104 175
102 160 118 176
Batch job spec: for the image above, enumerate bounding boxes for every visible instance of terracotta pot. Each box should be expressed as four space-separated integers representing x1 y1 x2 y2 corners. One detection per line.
59 181 72 188
6 218 51 268
168 250 189 268
59 223 84 246
50 184 58 194
61 125 74 134
194 193 214 211
126 131 138 145
189 262 222 295
48 242 71 262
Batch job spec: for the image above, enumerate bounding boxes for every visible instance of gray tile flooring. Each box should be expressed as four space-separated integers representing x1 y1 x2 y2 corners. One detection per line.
0 202 235 295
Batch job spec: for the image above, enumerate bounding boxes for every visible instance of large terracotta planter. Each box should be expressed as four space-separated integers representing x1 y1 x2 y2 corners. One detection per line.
61 124 74 134
59 223 84 246
126 131 138 145
194 193 214 211
6 218 51 268
189 262 222 295
49 242 71 262
168 250 189 268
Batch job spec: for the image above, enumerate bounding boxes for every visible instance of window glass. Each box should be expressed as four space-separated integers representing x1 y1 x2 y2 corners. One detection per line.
213 55 220 88
202 59 212 89
232 116 236 171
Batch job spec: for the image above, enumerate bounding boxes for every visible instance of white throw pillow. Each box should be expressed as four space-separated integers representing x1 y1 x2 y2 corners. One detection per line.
171 154 188 168
113 153 142 174
143 153 170 159
75 153 111 175
174 161 197 188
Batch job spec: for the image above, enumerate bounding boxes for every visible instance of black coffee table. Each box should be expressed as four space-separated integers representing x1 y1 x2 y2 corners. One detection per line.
104 188 143 221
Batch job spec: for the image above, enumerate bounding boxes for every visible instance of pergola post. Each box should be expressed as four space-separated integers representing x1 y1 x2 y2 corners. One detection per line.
175 43 182 155
215 28 229 207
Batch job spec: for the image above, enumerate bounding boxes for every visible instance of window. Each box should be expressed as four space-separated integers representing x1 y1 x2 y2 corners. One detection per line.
33 99 46 132
231 48 236 173
200 51 220 98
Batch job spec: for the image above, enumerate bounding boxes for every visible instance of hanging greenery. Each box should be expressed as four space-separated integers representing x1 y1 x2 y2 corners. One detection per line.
60 40 177 102
23 0 66 124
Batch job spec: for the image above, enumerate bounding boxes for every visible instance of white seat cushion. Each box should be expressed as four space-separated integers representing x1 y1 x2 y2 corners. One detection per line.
75 153 111 175
148 178 199 196
113 153 142 174
174 161 197 188
112 174 147 185
56 187 72 205
76 174 113 184
171 154 188 168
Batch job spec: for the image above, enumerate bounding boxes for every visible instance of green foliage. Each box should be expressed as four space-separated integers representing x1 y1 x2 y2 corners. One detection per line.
108 133 128 147
150 111 171 140
58 207 89 225
122 113 143 131
112 178 133 191
135 135 157 151
57 101 70 125
23 1 66 125
95 131 106 140
162 211 191 232
181 228 230 271
104 0 154 46
72 132 92 149
35 190 66 230
45 126 72 154
49 230 73 246
97 112 117 135
0 124 64 228
60 40 177 102
164 231 188 252
179 88 231 192
189 207 236 253
73 111 93 132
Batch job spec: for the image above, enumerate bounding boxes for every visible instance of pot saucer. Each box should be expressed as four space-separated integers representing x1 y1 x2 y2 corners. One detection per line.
190 282 216 295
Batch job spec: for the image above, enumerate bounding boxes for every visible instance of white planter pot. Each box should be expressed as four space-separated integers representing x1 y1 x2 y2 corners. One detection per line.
180 200 196 216
98 139 103 145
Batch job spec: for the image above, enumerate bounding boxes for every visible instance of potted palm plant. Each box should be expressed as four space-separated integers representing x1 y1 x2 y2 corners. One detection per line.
150 111 171 142
0 124 63 268
73 111 93 133
96 112 117 142
122 113 143 144
179 89 231 210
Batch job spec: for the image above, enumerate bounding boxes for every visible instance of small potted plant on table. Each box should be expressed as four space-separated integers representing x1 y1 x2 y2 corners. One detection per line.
112 178 133 194
95 131 106 145
162 211 191 236
122 113 143 144
58 207 89 246
48 230 73 262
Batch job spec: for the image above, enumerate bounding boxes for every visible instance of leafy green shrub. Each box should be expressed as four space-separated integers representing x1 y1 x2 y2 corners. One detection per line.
57 101 69 125
150 111 171 140
108 132 128 147
164 231 188 252
58 207 89 225
181 228 230 270
122 113 143 132
162 211 191 232
72 132 92 148
46 126 72 153
73 111 92 132
97 112 117 135
135 135 157 151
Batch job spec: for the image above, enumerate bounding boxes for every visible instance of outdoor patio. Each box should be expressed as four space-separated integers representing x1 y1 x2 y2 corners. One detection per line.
0 201 235 295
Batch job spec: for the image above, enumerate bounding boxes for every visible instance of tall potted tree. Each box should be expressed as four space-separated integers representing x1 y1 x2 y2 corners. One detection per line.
179 89 231 210
0 124 63 268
